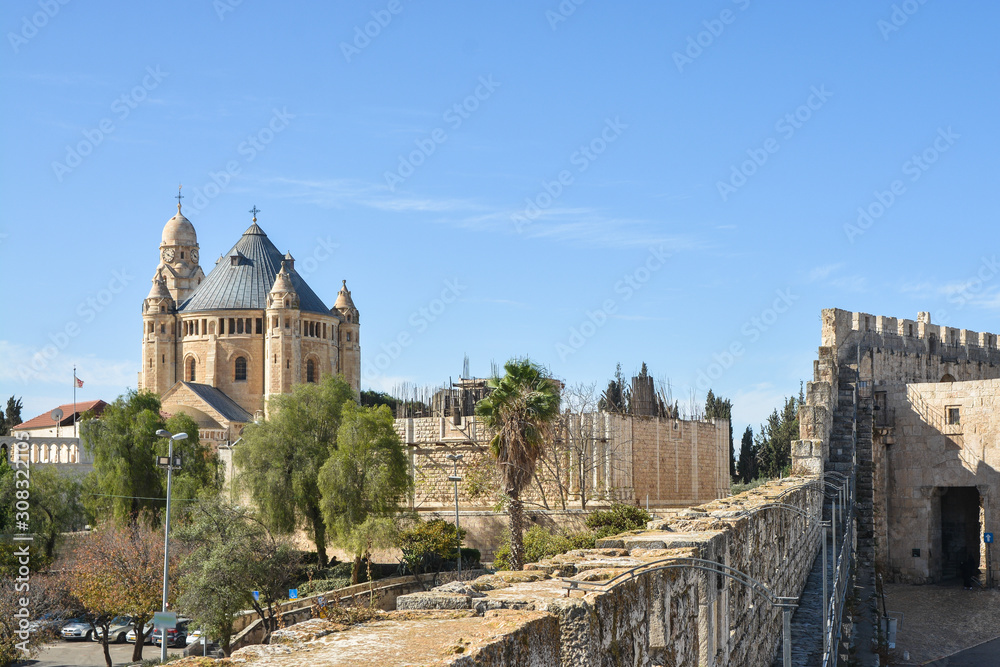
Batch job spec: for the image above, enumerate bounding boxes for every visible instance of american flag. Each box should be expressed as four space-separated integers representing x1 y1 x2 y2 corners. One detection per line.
75 376 84 388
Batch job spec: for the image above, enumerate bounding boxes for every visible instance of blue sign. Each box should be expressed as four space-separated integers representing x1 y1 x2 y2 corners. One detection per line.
289 588 298 599
252 590 260 601
986 533 994 544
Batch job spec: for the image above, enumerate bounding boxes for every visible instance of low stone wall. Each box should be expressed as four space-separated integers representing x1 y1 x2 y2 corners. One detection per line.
216 477 821 666
228 569 486 651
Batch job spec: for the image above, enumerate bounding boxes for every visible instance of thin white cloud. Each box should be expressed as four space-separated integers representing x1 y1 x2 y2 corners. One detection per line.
808 263 843 282
262 176 707 250
830 275 868 293
0 340 135 388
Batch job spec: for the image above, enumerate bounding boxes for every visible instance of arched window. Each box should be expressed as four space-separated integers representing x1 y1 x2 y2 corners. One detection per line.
187 357 196 382
235 356 247 381
306 359 316 383
941 374 955 383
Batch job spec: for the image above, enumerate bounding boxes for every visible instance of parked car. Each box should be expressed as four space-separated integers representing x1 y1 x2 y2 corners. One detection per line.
93 616 134 644
186 628 204 647
127 621 155 644
61 619 94 641
153 619 190 648
27 614 63 636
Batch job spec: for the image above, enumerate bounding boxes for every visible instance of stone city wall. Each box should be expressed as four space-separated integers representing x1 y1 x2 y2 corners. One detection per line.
395 414 729 513
234 476 820 666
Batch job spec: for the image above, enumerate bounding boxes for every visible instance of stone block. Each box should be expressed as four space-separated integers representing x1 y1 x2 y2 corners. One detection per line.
395 592 471 610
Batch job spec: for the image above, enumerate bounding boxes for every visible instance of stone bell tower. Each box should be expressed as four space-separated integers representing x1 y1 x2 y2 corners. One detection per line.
157 187 205 304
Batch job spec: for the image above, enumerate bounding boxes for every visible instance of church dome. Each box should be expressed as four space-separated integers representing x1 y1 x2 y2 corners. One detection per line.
162 210 197 246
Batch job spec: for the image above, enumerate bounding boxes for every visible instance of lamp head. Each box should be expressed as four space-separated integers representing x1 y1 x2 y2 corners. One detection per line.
156 429 171 438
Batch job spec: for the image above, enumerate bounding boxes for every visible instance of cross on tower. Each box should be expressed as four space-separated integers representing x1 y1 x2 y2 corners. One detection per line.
175 185 184 212
249 205 260 222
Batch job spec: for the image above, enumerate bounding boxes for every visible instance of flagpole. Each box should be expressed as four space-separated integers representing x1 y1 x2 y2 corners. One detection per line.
73 365 78 438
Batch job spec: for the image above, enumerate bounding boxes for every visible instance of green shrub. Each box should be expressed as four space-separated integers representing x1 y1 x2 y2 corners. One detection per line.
398 519 467 575
492 526 595 570
730 478 770 496
297 577 352 597
459 547 481 568
585 503 651 536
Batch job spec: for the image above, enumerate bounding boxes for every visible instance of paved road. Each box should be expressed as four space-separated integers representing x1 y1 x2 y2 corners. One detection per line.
18 640 184 667
926 636 1000 666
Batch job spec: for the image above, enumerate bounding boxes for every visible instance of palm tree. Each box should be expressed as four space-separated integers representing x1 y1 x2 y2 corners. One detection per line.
475 358 560 569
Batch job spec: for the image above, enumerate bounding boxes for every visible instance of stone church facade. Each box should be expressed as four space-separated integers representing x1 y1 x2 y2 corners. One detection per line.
138 200 361 447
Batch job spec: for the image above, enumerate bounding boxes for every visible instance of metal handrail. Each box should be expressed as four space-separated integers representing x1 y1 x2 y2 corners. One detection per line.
561 556 801 666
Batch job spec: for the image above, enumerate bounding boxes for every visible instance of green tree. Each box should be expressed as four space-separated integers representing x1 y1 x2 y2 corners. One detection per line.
176 499 298 653
0 466 85 561
736 425 757 483
0 451 12 532
359 390 399 413
80 391 220 525
755 395 801 479
598 363 629 413
80 391 164 524
235 375 354 567
159 413 222 508
474 358 560 570
0 396 23 435
319 403 411 583
704 390 735 480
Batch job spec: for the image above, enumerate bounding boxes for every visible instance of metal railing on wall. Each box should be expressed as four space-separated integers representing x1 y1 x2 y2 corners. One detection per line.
821 471 855 667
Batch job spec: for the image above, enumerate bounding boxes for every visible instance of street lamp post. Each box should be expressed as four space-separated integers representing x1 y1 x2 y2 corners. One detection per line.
155 429 186 663
446 453 463 577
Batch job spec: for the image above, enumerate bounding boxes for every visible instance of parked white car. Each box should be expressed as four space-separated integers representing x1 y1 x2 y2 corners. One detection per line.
126 621 155 644
93 616 134 644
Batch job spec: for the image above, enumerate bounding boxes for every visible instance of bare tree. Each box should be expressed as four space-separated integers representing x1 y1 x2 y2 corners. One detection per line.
536 383 634 511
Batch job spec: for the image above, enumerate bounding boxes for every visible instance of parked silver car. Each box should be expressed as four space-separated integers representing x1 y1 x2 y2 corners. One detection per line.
60 619 94 641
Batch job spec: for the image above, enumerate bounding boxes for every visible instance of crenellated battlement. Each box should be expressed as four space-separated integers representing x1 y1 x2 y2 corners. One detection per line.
823 307 1000 365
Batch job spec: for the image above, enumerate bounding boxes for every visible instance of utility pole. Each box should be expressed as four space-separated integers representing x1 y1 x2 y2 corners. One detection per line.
446 453 463 577
155 429 186 663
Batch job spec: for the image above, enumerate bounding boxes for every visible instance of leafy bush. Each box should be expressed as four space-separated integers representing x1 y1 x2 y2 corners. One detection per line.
460 547 481 568
297 577 352 597
490 504 651 570
585 503 651 539
492 525 595 570
398 519 467 575
730 478 769 496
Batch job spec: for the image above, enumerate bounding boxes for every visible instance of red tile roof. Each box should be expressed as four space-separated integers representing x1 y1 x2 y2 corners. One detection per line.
13 400 108 431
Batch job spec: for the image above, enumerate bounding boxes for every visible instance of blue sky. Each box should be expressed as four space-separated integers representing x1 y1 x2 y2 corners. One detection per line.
2 0 998 442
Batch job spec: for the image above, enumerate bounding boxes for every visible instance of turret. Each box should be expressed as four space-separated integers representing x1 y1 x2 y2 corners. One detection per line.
264 260 301 404
140 271 177 394
334 280 361 393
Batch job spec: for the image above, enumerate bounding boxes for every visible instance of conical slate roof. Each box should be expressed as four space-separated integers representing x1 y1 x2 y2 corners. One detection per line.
180 223 330 314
